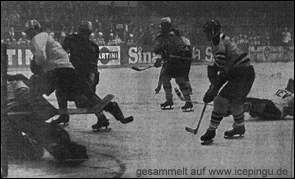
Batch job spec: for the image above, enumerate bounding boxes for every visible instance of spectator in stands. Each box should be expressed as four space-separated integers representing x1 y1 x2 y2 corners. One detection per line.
114 33 122 45
126 34 135 46
60 27 66 42
17 32 27 45
97 32 106 46
231 36 237 45
282 27 292 46
253 37 259 48
107 33 118 46
248 36 253 46
90 32 97 43
6 39 11 45
256 36 261 46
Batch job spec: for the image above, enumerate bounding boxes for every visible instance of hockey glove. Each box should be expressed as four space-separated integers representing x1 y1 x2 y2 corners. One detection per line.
177 46 186 57
154 58 162 68
203 83 219 103
30 56 43 75
207 64 219 84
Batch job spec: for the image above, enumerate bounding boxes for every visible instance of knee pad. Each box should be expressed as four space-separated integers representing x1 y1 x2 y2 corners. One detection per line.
229 103 244 117
213 96 229 113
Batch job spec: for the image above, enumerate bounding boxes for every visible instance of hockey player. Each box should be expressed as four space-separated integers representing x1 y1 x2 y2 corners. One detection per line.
153 17 193 111
6 74 88 162
52 21 133 131
154 35 193 94
181 35 193 94
200 20 255 144
244 78 294 120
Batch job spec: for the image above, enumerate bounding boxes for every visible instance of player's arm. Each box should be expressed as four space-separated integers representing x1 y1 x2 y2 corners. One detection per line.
61 35 71 53
203 64 227 103
32 33 47 65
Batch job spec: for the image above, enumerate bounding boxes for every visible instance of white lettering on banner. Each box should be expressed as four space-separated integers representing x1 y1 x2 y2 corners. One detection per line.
7 49 33 66
25 49 33 65
7 49 15 65
192 47 201 60
128 47 138 64
98 46 121 66
128 47 161 64
205 47 213 61
18 49 22 65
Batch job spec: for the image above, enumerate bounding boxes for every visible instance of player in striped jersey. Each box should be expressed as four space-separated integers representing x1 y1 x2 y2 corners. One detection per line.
200 20 256 143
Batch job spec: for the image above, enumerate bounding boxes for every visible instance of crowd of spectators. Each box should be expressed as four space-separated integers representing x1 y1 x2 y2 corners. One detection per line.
1 1 293 48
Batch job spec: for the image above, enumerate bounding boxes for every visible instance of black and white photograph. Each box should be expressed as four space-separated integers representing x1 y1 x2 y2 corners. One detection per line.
1 1 294 178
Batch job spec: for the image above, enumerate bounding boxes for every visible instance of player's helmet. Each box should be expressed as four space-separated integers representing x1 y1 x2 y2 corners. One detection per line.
24 20 42 40
160 17 172 33
203 19 221 42
78 21 93 36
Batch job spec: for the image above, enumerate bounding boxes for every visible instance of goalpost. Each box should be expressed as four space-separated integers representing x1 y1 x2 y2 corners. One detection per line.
1 43 9 178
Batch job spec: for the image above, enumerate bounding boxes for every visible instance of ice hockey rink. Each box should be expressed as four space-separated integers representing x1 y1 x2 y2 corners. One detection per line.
6 62 294 178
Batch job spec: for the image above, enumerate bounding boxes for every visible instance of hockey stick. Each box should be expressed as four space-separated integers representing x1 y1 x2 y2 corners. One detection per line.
185 103 207 134
131 61 166 72
174 88 213 106
170 55 193 60
131 65 154 72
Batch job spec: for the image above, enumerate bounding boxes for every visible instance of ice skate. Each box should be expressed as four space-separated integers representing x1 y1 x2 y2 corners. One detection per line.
224 125 245 139
200 129 215 145
160 100 174 110
51 114 70 126
181 101 194 112
92 115 111 132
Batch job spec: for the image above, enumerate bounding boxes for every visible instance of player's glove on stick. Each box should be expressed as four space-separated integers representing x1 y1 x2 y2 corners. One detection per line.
203 65 228 103
203 84 219 103
154 58 162 68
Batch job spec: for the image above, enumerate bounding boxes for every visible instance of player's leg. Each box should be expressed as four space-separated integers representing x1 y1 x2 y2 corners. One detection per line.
221 65 255 138
175 76 193 111
104 101 134 124
200 95 229 142
155 67 165 93
51 88 70 126
185 60 193 94
161 74 174 109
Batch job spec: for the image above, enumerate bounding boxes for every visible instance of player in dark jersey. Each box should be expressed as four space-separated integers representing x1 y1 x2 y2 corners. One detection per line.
200 20 256 144
154 35 193 94
153 17 193 112
52 21 133 131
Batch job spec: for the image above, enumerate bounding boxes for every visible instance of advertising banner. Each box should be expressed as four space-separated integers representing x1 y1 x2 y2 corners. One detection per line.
98 46 121 66
5 45 294 68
